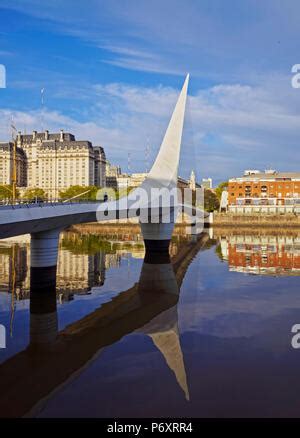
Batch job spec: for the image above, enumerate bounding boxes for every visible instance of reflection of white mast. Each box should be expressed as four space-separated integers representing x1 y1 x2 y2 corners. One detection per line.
137 261 190 401
149 315 189 401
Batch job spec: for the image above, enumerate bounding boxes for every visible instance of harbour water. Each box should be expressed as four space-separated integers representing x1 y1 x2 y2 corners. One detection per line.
0 227 300 418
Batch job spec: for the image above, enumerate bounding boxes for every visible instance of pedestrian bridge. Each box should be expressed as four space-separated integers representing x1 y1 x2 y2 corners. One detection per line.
0 199 209 239
0 74 208 267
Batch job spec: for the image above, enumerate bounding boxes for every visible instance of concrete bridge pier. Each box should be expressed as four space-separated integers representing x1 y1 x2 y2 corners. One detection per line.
137 236 179 307
30 228 61 269
138 258 179 296
29 228 61 349
140 222 175 264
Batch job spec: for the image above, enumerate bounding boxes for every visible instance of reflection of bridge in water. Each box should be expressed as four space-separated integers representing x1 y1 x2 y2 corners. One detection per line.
0 232 209 417
0 230 190 302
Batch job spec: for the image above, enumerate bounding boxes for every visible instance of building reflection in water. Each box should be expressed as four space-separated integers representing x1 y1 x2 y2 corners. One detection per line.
0 245 28 299
0 231 187 302
0 237 121 301
218 233 300 276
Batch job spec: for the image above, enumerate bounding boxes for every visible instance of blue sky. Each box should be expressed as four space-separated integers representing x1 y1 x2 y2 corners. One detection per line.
0 0 300 184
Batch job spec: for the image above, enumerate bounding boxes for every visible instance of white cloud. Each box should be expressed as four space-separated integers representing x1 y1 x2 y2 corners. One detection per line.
99 45 183 76
1 74 299 181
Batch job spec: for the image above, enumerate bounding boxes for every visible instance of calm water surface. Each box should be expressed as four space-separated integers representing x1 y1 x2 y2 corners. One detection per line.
0 229 300 418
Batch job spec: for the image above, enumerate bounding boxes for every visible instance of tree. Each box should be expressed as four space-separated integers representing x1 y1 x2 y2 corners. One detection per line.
59 185 99 201
116 186 134 200
23 188 47 201
215 181 228 200
204 188 219 212
0 185 19 200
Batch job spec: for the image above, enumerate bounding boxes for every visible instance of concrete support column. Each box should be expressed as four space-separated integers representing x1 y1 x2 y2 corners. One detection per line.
29 228 61 349
29 269 58 348
139 217 179 297
140 222 175 263
138 261 178 296
30 228 61 268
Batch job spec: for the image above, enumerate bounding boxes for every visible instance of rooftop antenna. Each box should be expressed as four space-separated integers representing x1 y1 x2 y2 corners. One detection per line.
127 151 131 194
10 115 16 141
41 87 45 131
145 137 151 173
127 151 131 175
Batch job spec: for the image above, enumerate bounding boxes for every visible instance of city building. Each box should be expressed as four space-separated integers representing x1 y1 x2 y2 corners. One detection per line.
177 172 201 190
129 173 148 188
93 146 106 188
116 171 200 192
189 170 196 191
116 173 130 190
105 168 148 191
227 169 300 213
0 142 27 187
0 130 107 198
117 172 147 190
202 177 213 189
14 130 107 198
105 161 121 189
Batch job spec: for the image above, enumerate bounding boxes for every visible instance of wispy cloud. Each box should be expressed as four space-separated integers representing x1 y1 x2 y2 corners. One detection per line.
102 58 183 76
2 0 300 78
0 50 14 57
99 44 184 76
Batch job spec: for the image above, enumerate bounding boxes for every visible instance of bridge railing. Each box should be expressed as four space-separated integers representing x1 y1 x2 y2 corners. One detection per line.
0 199 104 210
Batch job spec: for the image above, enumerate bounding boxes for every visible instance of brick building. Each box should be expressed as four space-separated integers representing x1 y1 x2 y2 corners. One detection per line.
228 170 300 208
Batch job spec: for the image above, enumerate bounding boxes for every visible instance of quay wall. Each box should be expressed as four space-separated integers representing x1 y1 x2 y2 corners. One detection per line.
213 212 300 227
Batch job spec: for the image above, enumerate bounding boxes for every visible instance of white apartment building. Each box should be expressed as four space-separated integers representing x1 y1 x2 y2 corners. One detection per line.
0 142 27 187
94 146 106 187
3 130 107 198
116 172 148 190
105 161 121 189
